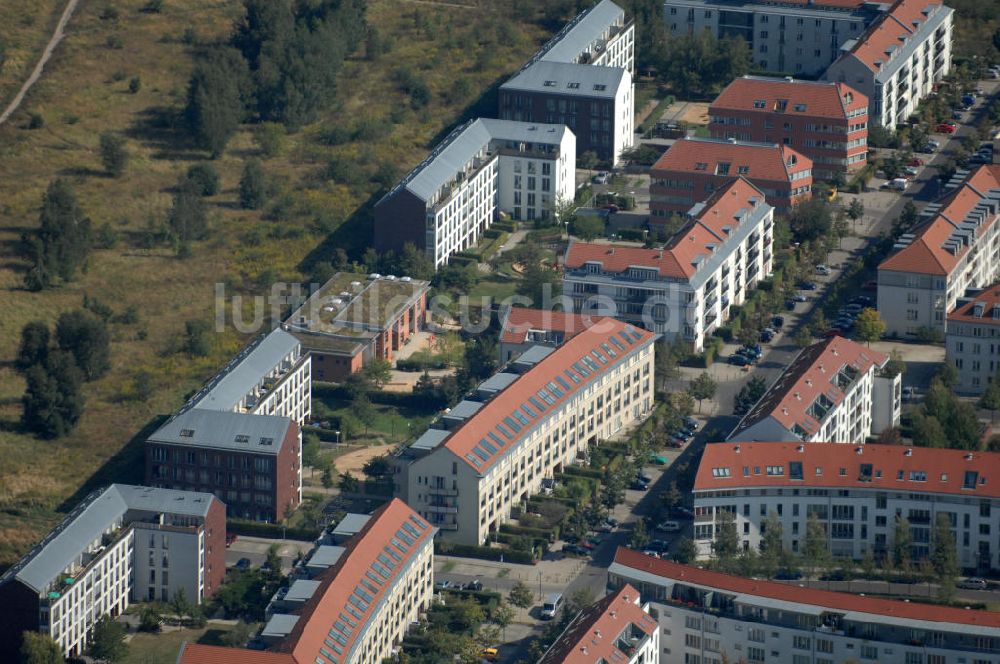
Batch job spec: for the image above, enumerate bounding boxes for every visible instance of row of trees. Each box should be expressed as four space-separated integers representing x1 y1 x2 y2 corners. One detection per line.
185 0 367 156
911 366 982 449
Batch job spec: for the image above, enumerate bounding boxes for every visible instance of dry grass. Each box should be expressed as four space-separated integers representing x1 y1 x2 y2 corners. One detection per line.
0 0 67 108
0 0 549 565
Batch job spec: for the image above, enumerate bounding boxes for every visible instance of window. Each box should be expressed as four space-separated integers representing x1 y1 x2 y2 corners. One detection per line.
712 467 731 478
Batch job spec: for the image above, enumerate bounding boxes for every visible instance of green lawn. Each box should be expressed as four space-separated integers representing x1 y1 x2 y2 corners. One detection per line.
468 275 520 303
313 397 437 444
124 624 236 664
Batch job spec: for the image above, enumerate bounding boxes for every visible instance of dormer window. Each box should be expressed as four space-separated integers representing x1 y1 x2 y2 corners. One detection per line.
794 103 807 112
593 84 607 91
738 165 749 174
567 82 580 89
543 80 557 87
716 162 731 176
753 99 766 109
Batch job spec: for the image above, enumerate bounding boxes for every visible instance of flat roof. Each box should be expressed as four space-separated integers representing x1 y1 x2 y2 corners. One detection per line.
2 485 216 594
477 372 520 395
261 614 300 639
332 513 371 537
512 345 555 368
148 409 293 455
409 428 452 452
305 545 345 570
502 61 627 99
533 0 627 66
188 327 300 413
287 273 428 338
285 579 322 603
444 400 484 421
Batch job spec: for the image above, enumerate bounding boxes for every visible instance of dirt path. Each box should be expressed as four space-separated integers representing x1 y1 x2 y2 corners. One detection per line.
0 0 80 127
333 443 397 476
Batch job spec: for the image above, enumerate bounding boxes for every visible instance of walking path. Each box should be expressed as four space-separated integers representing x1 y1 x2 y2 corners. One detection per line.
0 0 80 127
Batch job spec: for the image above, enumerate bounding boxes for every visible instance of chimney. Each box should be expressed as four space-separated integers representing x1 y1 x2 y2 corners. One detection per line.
734 444 741 454
797 444 804 453
855 446 863 455
905 448 913 457
966 453 974 461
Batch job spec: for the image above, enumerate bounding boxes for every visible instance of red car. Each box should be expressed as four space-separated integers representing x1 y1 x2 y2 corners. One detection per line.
908 157 924 167
935 122 956 134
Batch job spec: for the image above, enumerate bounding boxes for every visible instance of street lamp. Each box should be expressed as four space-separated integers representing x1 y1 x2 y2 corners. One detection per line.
334 430 341 444
537 570 542 598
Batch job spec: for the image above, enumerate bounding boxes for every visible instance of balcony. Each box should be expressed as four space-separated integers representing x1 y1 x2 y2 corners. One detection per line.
424 504 459 514
427 486 459 496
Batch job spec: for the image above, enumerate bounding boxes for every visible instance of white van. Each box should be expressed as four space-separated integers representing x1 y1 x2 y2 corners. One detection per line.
889 178 909 191
541 592 563 620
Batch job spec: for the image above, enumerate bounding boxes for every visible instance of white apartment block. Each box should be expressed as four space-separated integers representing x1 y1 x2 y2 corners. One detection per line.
693 442 1000 572
728 335 899 444
878 165 1000 338
189 326 312 426
394 319 657 546
664 0 878 77
0 485 224 659
947 285 1000 395
609 549 1000 664
824 0 953 130
538 584 659 664
374 119 576 267
564 178 774 352
179 499 435 664
534 0 635 74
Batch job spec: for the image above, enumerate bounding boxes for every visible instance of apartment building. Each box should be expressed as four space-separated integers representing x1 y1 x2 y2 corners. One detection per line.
824 0 954 130
693 442 1000 570
609 548 1000 664
878 165 1000 338
498 307 604 363
729 336 899 444
500 0 634 164
374 119 576 266
179 499 435 664
650 138 812 215
0 485 224 660
188 326 311 427
286 272 430 381
394 319 657 545
946 284 1000 395
709 76 868 180
146 409 301 522
538 584 659 664
565 178 774 352
664 0 879 77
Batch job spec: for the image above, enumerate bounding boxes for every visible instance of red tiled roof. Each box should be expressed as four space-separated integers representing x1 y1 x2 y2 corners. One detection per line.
178 499 433 664
612 548 1000 628
694 441 1000 498
730 336 887 439
711 77 868 119
499 308 605 345
443 319 657 472
880 165 1000 276
538 584 657 664
178 645 294 664
948 284 1000 325
566 178 767 280
651 138 812 184
849 0 943 73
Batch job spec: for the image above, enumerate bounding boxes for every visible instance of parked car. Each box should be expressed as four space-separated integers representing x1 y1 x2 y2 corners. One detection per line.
671 506 695 519
820 570 849 581
563 544 590 556
480 647 499 662
792 293 809 302
682 417 699 431
645 539 670 553
958 577 988 590
775 569 803 580
649 454 669 465
729 354 751 366
235 558 252 570
760 328 775 343
797 281 818 290
935 122 957 134
815 264 831 275
629 480 650 491
435 580 456 591
465 578 483 591
850 295 872 306
907 157 925 167
657 521 682 533
904 166 919 178
592 171 609 184
742 344 763 359
902 386 917 402
952 109 964 120
823 328 844 338
785 299 797 310
771 316 785 329
637 472 653 483
888 178 909 191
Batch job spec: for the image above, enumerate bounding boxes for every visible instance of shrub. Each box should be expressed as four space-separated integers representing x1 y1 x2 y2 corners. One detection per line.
226 519 319 541
434 541 534 565
186 163 220 196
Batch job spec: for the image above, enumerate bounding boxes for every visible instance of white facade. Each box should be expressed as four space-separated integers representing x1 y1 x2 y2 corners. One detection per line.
947 295 1000 395
824 2 953 130
609 551 1000 664
395 323 656 545
494 126 577 222
427 152 499 268
565 180 774 352
664 0 875 77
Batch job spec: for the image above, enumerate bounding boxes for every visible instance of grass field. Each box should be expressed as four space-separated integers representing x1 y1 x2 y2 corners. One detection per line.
0 0 67 109
0 0 552 566
123 623 237 664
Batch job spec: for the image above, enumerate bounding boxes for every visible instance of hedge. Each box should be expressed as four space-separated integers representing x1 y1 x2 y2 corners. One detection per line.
227 519 320 541
562 465 603 479
499 523 556 540
434 540 535 564
313 381 444 410
493 531 549 553
493 220 516 233
301 425 341 443
395 356 448 372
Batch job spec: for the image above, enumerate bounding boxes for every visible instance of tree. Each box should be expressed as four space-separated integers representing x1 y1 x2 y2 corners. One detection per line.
396 242 435 281
221 620 254 648
239 159 269 210
713 510 739 565
570 215 605 240
492 602 516 639
688 372 717 413
185 47 250 157
464 335 498 380
508 580 534 609
265 544 282 578
788 199 833 243
56 310 110 381
302 432 322 471
931 513 959 600
661 481 682 513
22 351 85 438
673 537 698 564
911 411 948 448
339 472 359 493
184 319 212 357
794 327 813 348
733 375 767 416
517 261 561 308
877 427 904 445
362 455 391 482
20 631 63 664
803 513 830 577
846 198 864 229
979 370 1000 413
854 308 886 346
169 178 208 243
893 515 913 570
88 615 128 663
578 151 600 170
254 122 285 158
759 511 784 578
98 132 128 177
882 350 906 379
170 588 192 623
186 163 220 196
23 179 92 289
138 604 163 632
321 465 334 488
629 518 650 549
362 358 392 388
16 320 50 372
